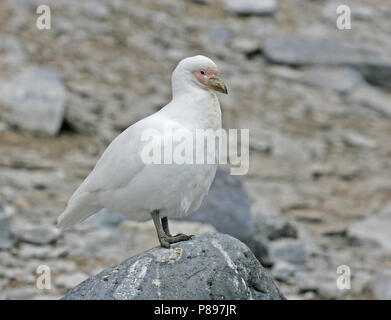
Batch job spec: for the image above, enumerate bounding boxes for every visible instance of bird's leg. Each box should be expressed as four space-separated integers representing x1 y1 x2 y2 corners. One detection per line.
151 211 193 248
161 216 172 237
151 210 170 248
162 216 194 241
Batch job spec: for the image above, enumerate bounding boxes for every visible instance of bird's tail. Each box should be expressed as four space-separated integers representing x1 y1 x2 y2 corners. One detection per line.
57 193 100 230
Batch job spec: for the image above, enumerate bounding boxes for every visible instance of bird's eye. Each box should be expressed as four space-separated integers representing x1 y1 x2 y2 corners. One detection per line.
200 71 205 75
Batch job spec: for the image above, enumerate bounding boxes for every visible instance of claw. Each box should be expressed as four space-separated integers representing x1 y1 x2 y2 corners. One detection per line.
160 233 193 245
160 238 171 248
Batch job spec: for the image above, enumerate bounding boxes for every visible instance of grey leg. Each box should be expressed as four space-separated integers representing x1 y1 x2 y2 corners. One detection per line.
151 211 193 248
151 210 170 248
162 217 172 237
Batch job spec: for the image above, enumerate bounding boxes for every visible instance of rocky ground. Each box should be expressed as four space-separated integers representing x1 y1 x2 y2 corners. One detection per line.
0 0 390 299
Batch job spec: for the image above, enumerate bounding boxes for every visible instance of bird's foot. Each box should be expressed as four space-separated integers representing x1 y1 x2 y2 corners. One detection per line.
171 233 194 241
159 233 194 248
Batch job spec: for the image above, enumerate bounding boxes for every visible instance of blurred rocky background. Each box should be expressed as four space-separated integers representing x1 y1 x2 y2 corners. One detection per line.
0 0 390 300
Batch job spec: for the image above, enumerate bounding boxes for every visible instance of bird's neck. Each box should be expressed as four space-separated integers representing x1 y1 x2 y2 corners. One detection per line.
167 89 222 129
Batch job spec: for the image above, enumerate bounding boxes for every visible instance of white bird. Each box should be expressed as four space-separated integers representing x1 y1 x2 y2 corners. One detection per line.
57 55 227 248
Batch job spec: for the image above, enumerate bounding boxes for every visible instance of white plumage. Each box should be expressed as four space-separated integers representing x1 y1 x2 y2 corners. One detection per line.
57 56 226 246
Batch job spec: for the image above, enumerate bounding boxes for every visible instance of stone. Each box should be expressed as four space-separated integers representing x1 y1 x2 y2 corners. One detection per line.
56 272 89 290
371 270 391 300
0 266 35 284
222 0 278 16
249 232 273 267
264 37 383 66
0 67 66 136
0 200 13 250
0 288 39 300
0 35 27 66
271 133 326 162
254 214 298 241
263 37 391 88
268 239 308 264
13 225 61 245
230 38 261 56
296 270 347 299
352 271 372 296
65 220 216 263
177 169 255 245
347 204 391 251
359 64 391 89
86 208 126 228
349 85 391 118
342 132 377 149
322 2 377 22
247 182 306 213
0 278 9 290
81 2 110 20
271 261 298 283
187 0 211 4
268 66 363 93
202 26 231 45
0 216 12 250
18 244 68 260
33 294 63 300
62 233 286 300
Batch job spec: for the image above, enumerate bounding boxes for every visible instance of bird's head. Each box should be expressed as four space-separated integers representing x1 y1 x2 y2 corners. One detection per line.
172 55 228 96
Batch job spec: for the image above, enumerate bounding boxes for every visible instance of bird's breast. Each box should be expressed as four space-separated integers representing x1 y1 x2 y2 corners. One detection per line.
193 93 222 130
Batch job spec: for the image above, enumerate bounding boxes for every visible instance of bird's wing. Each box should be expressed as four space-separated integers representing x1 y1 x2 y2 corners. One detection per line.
68 111 168 204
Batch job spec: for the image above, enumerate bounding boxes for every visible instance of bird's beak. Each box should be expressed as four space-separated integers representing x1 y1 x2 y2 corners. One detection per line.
207 76 228 94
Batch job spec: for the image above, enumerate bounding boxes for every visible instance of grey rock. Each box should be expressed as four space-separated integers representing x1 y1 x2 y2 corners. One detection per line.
0 266 35 284
349 85 391 118
0 216 12 250
347 204 391 251
268 66 363 93
18 243 68 259
0 35 27 65
264 38 391 87
352 271 372 295
87 208 126 228
372 270 391 299
65 220 215 263
230 38 261 55
248 182 306 213
33 294 64 300
202 27 231 45
342 132 377 149
255 214 298 241
0 200 13 250
0 288 38 300
187 0 211 4
268 239 308 264
322 2 377 22
272 133 326 161
56 272 89 290
13 225 61 245
177 169 255 244
0 67 66 136
249 232 273 267
62 233 286 300
0 278 9 290
271 261 298 283
82 2 110 20
222 0 278 16
357 61 391 89
264 37 382 66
